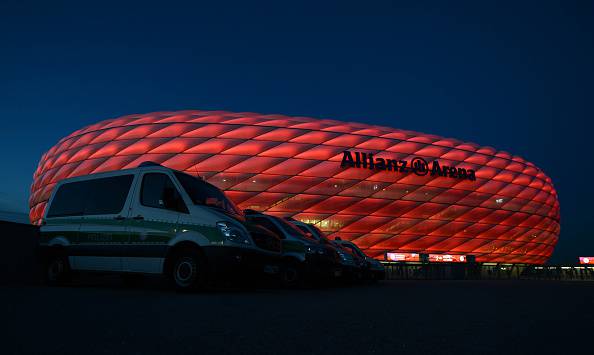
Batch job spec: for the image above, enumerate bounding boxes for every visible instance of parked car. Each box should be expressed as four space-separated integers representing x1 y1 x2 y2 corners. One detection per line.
39 162 282 291
287 219 364 281
244 211 342 286
334 238 386 281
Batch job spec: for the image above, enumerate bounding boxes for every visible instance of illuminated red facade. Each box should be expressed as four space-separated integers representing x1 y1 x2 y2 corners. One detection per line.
29 110 560 264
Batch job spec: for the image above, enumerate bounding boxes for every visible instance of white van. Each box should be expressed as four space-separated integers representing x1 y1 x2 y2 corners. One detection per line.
39 162 282 290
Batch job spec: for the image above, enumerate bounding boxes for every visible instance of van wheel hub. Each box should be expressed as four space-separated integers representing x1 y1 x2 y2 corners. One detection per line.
48 258 65 281
284 267 298 283
174 257 197 286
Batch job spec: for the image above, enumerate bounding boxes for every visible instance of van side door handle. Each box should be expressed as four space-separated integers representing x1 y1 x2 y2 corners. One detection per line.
132 215 144 220
114 215 126 220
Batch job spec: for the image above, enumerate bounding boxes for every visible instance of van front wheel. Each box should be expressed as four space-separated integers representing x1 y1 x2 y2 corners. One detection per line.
282 259 304 288
45 253 71 286
168 250 206 291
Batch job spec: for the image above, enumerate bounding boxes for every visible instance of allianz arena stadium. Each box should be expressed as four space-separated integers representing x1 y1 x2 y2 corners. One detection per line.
29 110 560 264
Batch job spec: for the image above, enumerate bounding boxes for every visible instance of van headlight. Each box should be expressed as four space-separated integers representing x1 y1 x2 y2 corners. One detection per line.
216 222 251 245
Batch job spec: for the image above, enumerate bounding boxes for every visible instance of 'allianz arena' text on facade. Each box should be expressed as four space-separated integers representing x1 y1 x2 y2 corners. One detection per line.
29 110 560 264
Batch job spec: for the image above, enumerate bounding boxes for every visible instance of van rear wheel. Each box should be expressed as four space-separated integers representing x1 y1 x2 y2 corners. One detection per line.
168 249 206 291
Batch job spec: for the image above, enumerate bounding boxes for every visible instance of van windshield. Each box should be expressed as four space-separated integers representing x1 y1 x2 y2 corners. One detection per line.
309 224 332 243
174 172 243 218
273 216 316 241
341 243 365 258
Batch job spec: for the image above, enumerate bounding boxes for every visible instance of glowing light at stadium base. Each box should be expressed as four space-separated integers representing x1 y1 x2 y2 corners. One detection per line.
579 257 592 265
428 254 466 263
386 252 421 262
29 110 560 264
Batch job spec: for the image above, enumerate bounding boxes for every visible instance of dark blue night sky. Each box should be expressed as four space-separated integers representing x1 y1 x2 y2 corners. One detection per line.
0 0 591 263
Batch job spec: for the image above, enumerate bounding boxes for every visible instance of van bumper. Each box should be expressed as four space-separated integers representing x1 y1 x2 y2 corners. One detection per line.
202 246 281 280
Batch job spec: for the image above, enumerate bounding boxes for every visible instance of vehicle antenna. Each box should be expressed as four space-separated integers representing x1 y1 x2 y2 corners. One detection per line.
192 164 202 180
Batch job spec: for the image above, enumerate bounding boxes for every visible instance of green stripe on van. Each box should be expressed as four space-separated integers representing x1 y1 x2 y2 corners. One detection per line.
42 217 223 245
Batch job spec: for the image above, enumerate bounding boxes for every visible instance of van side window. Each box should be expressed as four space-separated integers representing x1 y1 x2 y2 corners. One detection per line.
84 175 134 215
141 173 188 213
47 175 133 217
47 182 86 217
250 217 285 239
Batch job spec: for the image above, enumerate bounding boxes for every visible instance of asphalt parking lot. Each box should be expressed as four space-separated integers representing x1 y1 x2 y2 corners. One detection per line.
1 278 593 355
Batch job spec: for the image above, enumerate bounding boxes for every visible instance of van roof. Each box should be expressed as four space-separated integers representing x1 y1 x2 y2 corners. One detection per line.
53 162 196 185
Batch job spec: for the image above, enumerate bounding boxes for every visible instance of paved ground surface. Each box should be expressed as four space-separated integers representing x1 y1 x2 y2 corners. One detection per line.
1 277 593 355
